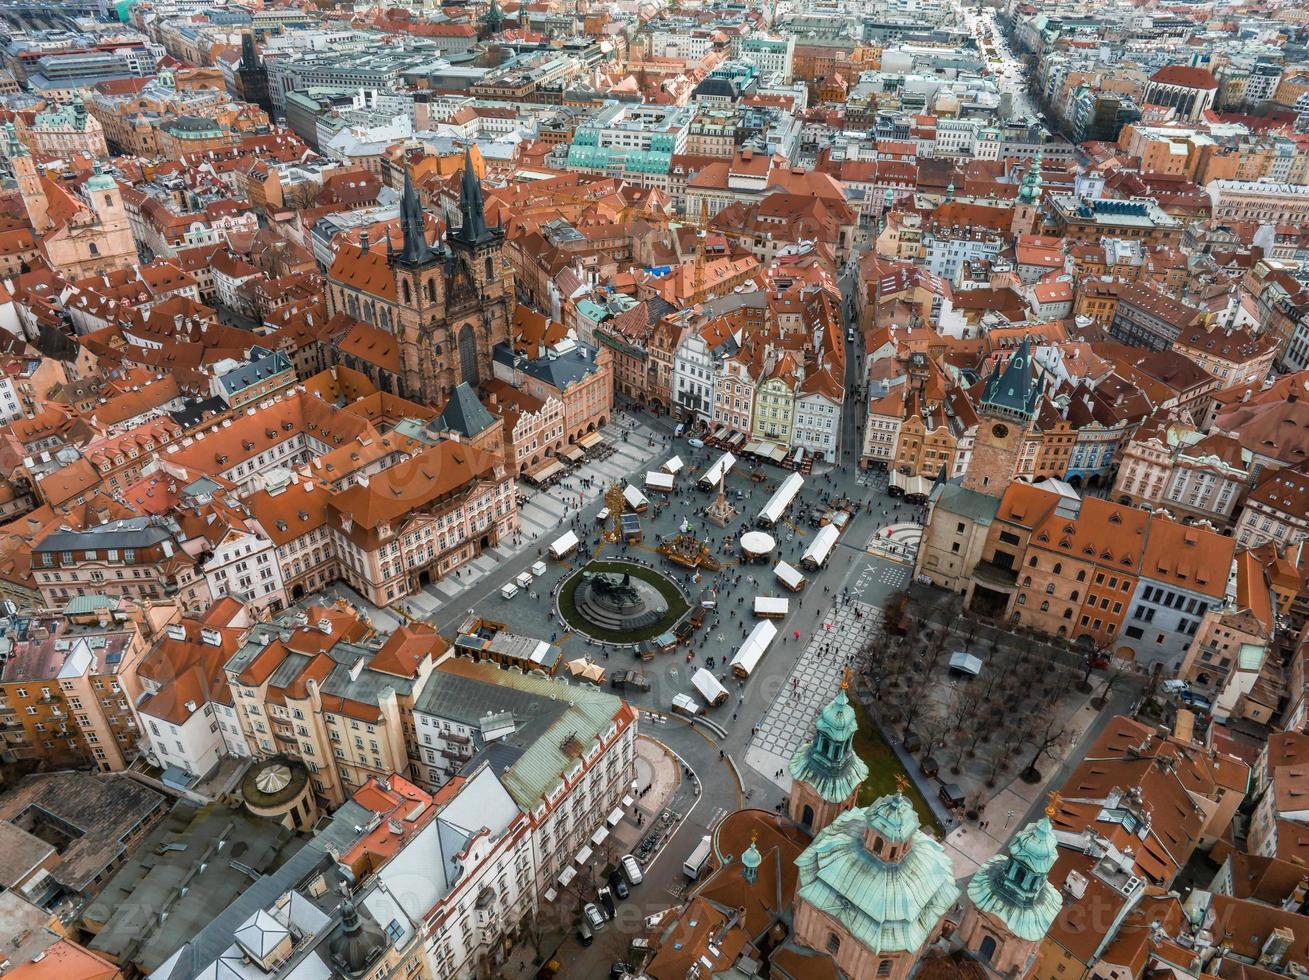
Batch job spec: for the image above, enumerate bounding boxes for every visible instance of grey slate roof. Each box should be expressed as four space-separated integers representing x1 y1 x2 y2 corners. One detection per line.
436 382 497 436
35 517 174 553
929 479 1002 525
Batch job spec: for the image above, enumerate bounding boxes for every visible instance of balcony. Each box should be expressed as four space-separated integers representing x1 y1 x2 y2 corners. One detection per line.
972 560 1019 591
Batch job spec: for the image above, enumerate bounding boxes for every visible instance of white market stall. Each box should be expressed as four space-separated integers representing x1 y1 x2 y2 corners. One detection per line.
644 470 675 492
731 620 778 678
549 530 579 559
691 668 729 706
774 560 806 592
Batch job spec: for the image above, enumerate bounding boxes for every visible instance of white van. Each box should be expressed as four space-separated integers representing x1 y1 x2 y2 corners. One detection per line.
500 583 519 600
621 854 644 886
683 835 712 879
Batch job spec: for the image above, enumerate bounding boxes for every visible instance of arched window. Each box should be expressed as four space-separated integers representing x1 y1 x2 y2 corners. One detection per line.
1040 601 1049 612
1022 576 1031 587
402 280 412 305
1045 583 1055 594
485 255 494 281
979 936 997 963
878 960 893 977
1076 570 1086 582
801 805 814 829
1028 556 1037 567
88 242 98 256
1070 591 1079 602
873 836 883 855
426 278 436 303
826 933 841 956
1052 562 1062 575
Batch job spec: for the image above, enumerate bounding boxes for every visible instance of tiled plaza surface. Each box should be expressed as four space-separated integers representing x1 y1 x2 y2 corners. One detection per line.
744 600 883 790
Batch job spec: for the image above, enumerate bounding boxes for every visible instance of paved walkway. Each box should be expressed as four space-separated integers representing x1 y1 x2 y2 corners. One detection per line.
939 696 1102 879
744 600 882 790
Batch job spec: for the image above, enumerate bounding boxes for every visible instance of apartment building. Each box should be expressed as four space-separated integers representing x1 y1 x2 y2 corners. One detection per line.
135 598 252 781
412 656 638 908
1234 463 1309 550
327 441 518 607
31 517 210 612
0 597 166 772
223 607 446 806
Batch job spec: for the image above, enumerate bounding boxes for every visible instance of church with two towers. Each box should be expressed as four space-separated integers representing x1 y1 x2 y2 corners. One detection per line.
325 147 513 407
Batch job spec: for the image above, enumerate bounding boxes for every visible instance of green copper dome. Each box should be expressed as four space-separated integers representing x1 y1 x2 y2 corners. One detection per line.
818 688 858 742
966 817 1063 942
86 163 115 192
1009 816 1058 875
742 838 761 871
867 792 919 844
795 795 960 954
789 687 869 804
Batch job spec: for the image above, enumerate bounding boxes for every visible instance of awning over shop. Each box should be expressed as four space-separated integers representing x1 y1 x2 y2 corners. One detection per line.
544 888 558 903
557 866 576 888
560 446 585 464
574 845 593 866
579 431 604 449
528 459 565 484
607 806 625 827
591 826 609 846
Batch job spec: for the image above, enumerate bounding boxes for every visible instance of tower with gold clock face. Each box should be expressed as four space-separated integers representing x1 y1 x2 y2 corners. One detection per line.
962 337 1043 497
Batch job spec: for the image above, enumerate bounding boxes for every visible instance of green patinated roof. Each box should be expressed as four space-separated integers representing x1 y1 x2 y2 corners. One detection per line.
795 799 960 954
966 819 1063 942
867 792 919 844
63 594 116 614
1009 816 1058 875
742 838 761 870
789 689 870 804
817 688 858 743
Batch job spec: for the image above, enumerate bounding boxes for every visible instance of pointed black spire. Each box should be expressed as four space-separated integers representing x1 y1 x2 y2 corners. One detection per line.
396 169 431 266
451 144 499 249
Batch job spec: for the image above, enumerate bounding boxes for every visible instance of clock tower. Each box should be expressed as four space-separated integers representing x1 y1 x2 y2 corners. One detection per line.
963 336 1042 496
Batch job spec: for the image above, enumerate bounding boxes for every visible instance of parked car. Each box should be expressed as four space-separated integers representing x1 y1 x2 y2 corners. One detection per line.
1160 679 1189 694
609 870 630 899
583 903 606 931
687 437 705 448
1088 654 1110 670
598 886 616 918
577 920 593 946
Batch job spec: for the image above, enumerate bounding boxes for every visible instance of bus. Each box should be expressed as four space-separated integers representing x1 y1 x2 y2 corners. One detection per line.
756 472 804 528
800 524 839 571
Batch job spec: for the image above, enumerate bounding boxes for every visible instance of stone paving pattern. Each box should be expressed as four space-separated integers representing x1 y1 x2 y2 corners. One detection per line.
745 600 883 790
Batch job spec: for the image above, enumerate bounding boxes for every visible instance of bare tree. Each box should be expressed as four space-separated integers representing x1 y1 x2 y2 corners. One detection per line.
1094 663 1129 709
1018 704 1077 783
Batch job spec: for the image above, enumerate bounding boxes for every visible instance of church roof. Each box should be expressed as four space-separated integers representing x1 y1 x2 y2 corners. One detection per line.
436 383 496 437
795 796 960 955
979 335 1042 417
788 688 869 805
965 818 1063 942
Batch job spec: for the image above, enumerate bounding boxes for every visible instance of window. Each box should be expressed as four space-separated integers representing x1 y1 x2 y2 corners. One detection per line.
826 933 842 956
878 960 893 977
